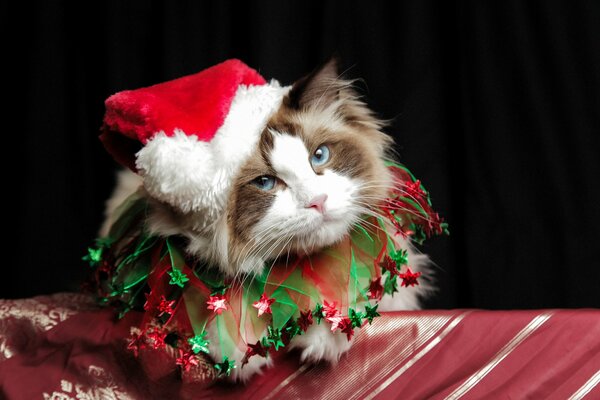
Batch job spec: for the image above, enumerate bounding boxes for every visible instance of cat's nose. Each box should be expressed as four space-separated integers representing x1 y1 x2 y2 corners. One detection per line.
306 194 328 214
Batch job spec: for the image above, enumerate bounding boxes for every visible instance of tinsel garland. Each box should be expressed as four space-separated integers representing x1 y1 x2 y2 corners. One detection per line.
83 162 448 378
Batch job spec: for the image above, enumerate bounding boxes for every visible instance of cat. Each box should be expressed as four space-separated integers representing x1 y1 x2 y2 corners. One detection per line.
102 59 432 381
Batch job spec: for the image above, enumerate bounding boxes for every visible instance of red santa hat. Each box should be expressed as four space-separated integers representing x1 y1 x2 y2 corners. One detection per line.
100 59 289 225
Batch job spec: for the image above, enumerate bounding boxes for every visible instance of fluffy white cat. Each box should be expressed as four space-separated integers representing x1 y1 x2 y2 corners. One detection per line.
102 59 432 381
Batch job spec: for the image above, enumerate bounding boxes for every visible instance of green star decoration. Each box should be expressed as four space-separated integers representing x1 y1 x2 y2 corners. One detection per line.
313 303 324 324
390 249 409 266
168 267 189 288
214 356 236 377
261 336 272 349
441 222 450 235
210 284 229 296
188 331 210 354
83 247 103 267
383 275 399 296
364 304 380 324
285 319 302 339
349 308 365 328
266 326 284 350
412 225 427 245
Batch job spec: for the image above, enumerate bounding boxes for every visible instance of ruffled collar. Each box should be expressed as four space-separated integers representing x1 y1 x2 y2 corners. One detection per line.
84 162 447 378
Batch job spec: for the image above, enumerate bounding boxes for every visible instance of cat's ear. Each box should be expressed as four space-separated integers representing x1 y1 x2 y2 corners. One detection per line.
285 57 341 110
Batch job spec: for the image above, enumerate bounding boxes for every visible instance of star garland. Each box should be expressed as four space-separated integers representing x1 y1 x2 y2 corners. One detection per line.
399 268 422 287
188 331 210 354
298 310 313 332
266 326 284 351
364 304 380 324
176 350 199 372
168 268 189 288
85 162 447 379
252 293 276 317
383 274 399 296
313 303 325 324
206 294 228 314
214 357 236 377
83 247 103 267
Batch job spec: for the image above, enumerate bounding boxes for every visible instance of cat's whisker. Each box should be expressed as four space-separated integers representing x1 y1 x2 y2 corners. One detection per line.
230 224 285 293
351 214 388 235
235 222 283 263
351 200 389 213
258 234 290 264
357 183 428 201
359 190 425 207
241 236 278 272
234 235 284 297
353 196 439 224
266 231 296 275
237 219 293 265
243 219 301 268
352 211 387 227
240 224 299 295
356 180 395 188
356 182 396 190
358 179 434 206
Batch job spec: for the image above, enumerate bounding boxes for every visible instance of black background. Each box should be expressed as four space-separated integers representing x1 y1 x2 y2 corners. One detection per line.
4 1 600 309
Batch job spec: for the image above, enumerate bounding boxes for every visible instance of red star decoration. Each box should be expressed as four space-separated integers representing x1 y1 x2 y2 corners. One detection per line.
245 340 268 362
379 255 398 276
143 291 157 311
176 349 199 372
207 294 228 314
126 331 146 357
322 301 344 331
428 212 445 235
252 293 276 317
398 225 414 238
404 180 426 200
339 317 354 340
380 198 398 214
297 309 313 332
399 268 422 287
388 217 413 238
327 313 344 332
157 296 176 317
322 300 339 318
242 339 271 366
368 277 384 300
146 327 167 349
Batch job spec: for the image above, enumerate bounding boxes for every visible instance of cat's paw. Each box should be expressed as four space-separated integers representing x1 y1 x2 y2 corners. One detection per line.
290 323 355 364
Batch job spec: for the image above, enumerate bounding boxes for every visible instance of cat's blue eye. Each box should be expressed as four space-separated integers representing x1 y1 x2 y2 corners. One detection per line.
251 175 276 191
311 144 330 167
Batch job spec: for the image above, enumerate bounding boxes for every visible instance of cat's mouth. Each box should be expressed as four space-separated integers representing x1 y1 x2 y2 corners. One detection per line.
289 213 356 252
306 207 334 223
302 209 339 229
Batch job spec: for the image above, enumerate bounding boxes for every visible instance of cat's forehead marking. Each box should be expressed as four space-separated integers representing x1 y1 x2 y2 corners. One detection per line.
270 133 314 180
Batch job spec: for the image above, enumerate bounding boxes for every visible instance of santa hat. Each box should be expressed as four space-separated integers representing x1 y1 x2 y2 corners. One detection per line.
100 59 289 225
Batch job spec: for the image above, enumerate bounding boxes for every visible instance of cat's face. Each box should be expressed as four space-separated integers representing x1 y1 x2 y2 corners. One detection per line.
225 60 393 274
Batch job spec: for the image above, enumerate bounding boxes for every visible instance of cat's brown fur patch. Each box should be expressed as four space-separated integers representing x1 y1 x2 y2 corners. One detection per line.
228 133 278 245
226 67 393 268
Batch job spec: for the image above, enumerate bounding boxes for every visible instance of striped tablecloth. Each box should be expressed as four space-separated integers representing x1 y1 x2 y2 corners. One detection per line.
1 294 598 399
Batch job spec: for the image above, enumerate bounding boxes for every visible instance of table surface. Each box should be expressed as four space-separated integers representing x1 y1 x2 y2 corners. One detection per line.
1 293 598 400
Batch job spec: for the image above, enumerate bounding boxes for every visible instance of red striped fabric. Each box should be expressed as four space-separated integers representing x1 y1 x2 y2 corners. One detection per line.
0 294 598 399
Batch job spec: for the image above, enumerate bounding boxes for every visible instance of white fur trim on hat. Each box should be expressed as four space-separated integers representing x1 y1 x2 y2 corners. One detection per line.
135 81 289 227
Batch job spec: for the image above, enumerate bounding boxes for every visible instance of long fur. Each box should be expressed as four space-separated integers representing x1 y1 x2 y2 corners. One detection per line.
103 59 433 381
